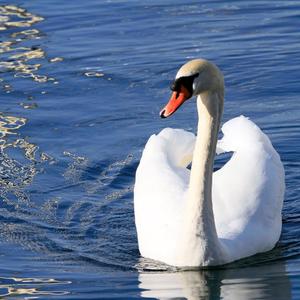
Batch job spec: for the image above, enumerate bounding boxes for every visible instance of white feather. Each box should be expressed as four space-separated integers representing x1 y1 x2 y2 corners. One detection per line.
134 116 284 265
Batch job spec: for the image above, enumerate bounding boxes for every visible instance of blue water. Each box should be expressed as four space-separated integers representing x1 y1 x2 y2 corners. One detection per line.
0 0 299 298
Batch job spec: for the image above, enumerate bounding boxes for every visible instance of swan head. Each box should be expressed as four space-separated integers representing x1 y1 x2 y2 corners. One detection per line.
160 59 224 118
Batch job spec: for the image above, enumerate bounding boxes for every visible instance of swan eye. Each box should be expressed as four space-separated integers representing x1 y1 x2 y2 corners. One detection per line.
170 80 180 92
170 73 199 94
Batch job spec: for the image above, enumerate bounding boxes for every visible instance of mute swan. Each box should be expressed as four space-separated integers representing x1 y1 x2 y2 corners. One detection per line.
134 59 284 267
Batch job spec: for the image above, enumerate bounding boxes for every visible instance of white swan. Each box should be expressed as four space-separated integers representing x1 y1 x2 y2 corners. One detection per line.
134 59 284 267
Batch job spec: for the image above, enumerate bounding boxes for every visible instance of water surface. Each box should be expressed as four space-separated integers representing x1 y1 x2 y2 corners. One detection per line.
0 1 300 299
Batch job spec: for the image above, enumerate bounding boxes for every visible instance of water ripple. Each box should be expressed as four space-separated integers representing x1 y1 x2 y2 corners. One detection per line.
0 0 299 298
0 276 70 298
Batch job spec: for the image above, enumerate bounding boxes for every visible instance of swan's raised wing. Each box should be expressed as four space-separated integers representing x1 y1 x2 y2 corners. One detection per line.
135 117 284 263
134 128 195 261
213 116 285 260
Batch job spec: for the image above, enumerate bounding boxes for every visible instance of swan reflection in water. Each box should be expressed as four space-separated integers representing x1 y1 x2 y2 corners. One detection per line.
138 260 291 300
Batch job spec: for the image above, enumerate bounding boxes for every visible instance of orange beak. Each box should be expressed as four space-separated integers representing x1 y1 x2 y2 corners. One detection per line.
160 86 191 118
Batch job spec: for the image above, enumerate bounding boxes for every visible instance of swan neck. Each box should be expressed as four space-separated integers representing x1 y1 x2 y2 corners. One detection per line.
184 91 224 265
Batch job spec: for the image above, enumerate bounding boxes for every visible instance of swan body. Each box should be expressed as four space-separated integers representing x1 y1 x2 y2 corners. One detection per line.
134 59 284 267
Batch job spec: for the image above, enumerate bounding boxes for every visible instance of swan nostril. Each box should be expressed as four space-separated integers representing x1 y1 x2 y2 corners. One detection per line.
160 109 166 118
